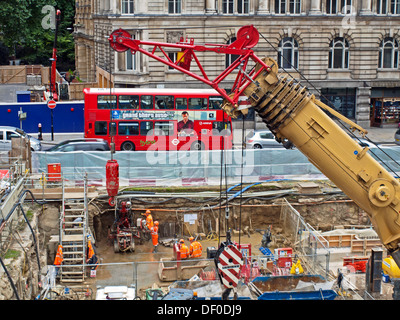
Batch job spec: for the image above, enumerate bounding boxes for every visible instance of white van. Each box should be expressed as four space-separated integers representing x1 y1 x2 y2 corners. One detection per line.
0 126 42 151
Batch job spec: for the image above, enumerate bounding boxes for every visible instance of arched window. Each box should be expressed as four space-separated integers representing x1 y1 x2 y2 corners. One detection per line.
278 37 299 69
225 37 240 68
379 37 399 68
329 37 349 69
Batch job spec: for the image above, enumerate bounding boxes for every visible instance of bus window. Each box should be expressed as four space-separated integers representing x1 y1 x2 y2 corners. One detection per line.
119 95 139 109
155 95 174 109
118 122 139 135
155 121 174 136
98 95 117 109
176 97 187 109
109 122 117 136
140 121 153 135
189 98 207 110
95 121 108 135
212 121 232 136
141 95 153 109
209 96 223 110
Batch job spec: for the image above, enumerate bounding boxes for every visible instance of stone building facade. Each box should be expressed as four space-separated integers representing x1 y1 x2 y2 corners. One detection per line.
74 0 400 128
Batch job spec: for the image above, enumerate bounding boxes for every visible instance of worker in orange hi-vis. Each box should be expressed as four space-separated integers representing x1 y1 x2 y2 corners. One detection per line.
179 239 189 259
142 209 154 230
151 221 159 253
189 236 203 258
54 244 63 275
86 236 98 273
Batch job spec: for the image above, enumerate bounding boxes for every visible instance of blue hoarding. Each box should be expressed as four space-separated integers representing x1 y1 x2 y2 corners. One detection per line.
0 101 84 133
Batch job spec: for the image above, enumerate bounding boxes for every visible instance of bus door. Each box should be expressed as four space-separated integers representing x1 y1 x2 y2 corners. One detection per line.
153 121 175 150
138 121 155 150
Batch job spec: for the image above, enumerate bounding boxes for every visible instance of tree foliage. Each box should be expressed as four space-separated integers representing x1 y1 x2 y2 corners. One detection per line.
0 0 75 71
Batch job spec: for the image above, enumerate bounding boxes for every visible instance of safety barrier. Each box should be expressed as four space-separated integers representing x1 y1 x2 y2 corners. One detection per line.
30 144 400 187
31 148 326 187
42 250 333 300
279 198 331 277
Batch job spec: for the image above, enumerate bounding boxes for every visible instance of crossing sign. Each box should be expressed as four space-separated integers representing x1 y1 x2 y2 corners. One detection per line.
47 99 57 109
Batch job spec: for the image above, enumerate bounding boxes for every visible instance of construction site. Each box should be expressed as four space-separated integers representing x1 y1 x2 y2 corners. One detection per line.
2 23 400 304
0 133 398 302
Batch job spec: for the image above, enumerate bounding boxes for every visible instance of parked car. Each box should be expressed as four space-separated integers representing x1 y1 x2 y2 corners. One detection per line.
352 137 381 148
395 128 400 145
0 126 42 151
44 138 110 152
245 130 285 149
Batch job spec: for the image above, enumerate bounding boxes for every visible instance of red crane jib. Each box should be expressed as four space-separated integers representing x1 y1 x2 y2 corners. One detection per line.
108 25 271 108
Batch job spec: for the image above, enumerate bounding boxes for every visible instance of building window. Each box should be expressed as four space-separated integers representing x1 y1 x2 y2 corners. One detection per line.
125 33 140 71
168 52 178 70
168 0 181 14
326 0 352 14
377 0 388 13
222 0 235 13
377 0 400 13
225 37 240 68
238 0 250 13
289 0 301 13
275 0 301 14
126 50 136 70
275 0 287 13
320 88 356 119
122 0 134 14
379 37 399 69
329 37 349 69
391 0 400 13
278 37 299 69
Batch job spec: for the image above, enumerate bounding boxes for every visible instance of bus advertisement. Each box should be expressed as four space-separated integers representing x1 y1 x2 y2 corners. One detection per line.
83 88 233 151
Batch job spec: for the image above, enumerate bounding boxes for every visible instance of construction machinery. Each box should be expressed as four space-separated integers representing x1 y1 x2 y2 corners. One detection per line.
109 24 400 293
136 216 151 243
108 201 139 253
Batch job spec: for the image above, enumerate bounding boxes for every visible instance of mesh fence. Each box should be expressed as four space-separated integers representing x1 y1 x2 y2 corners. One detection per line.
279 198 330 278
64 251 333 300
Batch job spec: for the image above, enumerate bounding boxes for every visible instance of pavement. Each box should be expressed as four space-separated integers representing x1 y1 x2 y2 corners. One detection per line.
360 126 397 144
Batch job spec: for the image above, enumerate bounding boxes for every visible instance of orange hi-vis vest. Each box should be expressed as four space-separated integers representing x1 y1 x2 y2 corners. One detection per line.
151 226 159 246
54 245 63 266
146 214 154 229
190 241 203 258
151 225 158 236
87 240 95 260
180 244 189 259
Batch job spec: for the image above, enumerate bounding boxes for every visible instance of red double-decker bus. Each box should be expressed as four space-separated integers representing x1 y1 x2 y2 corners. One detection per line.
83 88 233 151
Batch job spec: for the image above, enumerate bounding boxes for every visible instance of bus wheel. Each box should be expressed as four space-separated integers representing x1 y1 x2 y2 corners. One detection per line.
190 141 204 151
121 141 135 151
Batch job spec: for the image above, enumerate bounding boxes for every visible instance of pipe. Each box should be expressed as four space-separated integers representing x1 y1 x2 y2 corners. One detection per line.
0 255 19 300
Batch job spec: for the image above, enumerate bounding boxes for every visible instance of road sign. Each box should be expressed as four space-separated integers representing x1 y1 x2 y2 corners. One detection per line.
47 99 57 109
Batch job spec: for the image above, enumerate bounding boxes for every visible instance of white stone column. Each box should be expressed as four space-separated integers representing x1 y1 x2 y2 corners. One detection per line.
136 0 146 14
258 0 270 13
309 0 321 14
206 0 216 13
360 0 372 14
